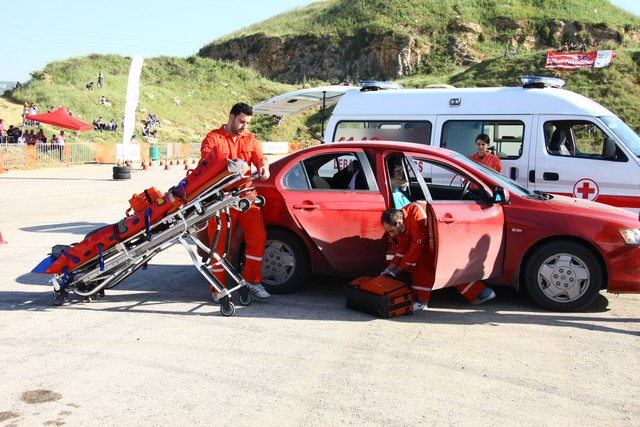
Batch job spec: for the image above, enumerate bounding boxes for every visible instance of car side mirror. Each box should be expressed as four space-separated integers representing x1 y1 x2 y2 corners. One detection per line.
492 186 509 205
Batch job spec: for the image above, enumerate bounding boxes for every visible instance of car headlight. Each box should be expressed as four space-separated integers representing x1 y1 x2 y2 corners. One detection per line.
619 228 640 245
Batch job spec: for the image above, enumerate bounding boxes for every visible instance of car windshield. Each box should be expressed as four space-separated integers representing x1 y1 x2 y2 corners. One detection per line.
449 152 536 197
600 115 640 158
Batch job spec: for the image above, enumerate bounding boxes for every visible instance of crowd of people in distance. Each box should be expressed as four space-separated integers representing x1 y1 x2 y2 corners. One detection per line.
0 120 65 147
92 116 118 132
557 41 588 52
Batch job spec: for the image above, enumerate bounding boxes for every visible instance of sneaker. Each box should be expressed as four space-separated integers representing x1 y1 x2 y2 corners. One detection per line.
472 287 496 305
211 291 221 304
246 282 270 299
413 301 427 311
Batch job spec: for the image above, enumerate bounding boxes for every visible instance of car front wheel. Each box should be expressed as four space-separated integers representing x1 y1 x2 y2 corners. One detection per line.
524 241 603 311
261 229 309 294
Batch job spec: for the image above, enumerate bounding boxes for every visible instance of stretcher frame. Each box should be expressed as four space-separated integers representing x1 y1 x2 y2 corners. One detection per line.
47 171 264 317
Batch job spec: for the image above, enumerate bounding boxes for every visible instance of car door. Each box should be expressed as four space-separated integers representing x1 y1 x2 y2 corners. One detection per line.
282 148 388 273
407 154 506 289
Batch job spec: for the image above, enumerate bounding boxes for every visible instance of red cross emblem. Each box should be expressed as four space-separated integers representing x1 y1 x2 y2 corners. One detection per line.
573 179 599 200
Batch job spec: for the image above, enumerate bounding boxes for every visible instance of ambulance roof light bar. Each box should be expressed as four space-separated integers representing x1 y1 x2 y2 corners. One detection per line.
521 76 566 89
359 81 404 91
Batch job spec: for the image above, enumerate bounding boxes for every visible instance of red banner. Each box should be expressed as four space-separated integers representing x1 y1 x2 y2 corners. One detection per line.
545 50 614 69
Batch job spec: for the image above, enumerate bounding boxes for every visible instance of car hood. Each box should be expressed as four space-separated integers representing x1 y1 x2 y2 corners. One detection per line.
543 194 639 223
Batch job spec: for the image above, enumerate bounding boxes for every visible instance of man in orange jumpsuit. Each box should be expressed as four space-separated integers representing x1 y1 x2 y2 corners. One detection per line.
380 201 495 310
200 102 271 299
470 133 502 172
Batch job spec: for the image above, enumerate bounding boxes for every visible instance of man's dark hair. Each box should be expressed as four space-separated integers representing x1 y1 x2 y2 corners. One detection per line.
381 208 404 225
230 102 253 117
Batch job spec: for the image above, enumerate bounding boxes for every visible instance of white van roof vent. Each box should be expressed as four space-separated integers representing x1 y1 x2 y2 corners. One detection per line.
359 81 404 91
521 76 565 89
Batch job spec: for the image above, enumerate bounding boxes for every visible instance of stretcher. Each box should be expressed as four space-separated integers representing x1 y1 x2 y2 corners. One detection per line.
32 147 264 316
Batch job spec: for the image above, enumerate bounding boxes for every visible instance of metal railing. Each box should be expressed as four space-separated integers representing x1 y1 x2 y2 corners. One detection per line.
1 142 98 168
0 142 27 168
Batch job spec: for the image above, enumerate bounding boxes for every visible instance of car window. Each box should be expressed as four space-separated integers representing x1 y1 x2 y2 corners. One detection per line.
282 162 310 190
407 156 488 202
282 152 371 191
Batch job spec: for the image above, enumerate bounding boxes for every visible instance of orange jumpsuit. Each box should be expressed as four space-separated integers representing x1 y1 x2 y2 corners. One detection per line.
390 201 486 304
469 152 502 173
200 125 267 286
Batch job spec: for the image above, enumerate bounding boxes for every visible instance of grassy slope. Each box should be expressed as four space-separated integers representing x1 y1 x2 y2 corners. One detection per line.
4 55 306 145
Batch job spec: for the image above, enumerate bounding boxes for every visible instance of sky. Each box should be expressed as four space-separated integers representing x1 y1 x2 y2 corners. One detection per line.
1 0 639 84
0 0 318 83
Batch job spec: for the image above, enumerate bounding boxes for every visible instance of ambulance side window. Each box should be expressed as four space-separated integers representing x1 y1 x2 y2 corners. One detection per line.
334 120 432 144
441 120 524 159
544 121 628 161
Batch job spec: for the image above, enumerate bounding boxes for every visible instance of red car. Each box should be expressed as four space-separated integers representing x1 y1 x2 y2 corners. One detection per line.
234 141 640 311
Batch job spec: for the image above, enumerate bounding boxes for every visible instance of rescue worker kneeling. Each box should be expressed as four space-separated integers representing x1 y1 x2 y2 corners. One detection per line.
380 202 496 311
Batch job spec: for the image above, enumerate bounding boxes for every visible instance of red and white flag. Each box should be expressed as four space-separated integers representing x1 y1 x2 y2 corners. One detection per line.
545 50 614 69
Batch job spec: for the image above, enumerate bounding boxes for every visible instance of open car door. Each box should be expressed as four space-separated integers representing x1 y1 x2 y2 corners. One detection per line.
406 154 506 289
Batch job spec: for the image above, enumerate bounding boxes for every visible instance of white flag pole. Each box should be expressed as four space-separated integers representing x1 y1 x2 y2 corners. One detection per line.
121 54 144 162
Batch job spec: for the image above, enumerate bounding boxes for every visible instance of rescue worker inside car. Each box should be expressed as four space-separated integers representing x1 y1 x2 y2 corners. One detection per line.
200 102 271 300
380 203 496 310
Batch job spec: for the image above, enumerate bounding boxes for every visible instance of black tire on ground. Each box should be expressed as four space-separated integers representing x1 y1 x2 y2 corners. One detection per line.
112 172 131 180
523 241 603 312
261 229 309 294
113 165 131 174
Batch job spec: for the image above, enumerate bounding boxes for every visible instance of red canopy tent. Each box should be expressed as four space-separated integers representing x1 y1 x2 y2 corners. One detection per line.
25 107 93 131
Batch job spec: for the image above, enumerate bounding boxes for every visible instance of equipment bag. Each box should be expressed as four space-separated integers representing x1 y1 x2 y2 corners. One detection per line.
127 187 164 216
345 275 413 318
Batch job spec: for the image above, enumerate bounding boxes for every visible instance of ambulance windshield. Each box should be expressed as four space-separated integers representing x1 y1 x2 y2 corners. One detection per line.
601 116 640 158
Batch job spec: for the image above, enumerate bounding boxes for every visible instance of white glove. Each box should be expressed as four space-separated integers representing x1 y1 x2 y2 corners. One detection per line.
381 268 396 277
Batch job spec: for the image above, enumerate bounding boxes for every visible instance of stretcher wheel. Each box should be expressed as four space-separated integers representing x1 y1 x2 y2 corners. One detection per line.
220 302 236 317
52 291 68 306
238 198 251 212
238 292 252 306
254 195 266 207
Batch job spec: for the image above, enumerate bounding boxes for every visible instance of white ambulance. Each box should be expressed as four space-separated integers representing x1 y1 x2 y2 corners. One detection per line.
254 77 640 212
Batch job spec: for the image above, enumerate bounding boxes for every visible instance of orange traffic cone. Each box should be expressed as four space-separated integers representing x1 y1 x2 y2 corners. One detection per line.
159 159 164 166
0 230 6 245
164 161 170 170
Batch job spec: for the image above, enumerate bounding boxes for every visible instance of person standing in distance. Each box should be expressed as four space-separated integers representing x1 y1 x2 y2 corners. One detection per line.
200 102 271 299
470 133 502 172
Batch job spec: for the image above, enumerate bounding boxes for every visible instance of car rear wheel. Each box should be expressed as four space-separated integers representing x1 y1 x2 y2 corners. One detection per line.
261 229 309 294
524 241 602 311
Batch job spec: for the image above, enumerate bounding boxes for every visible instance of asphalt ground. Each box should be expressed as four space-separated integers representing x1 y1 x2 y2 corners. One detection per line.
0 163 639 426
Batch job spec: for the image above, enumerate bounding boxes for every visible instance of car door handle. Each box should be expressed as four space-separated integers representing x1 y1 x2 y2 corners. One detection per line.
543 172 559 181
293 204 320 210
437 217 456 224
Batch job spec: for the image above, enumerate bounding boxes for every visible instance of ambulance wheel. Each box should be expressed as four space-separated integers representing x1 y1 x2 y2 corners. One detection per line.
524 241 602 312
238 198 251 212
53 291 68 306
254 195 266 207
238 292 252 306
220 302 236 317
